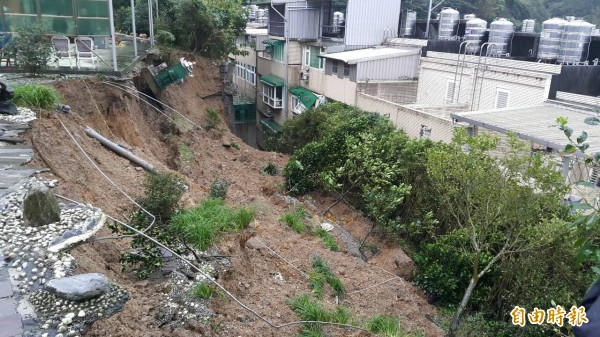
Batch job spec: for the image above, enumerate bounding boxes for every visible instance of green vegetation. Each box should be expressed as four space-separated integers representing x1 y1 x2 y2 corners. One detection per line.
261 162 280 176
309 256 345 299
178 142 194 166
192 282 214 300
315 228 339 252
114 172 187 278
204 108 221 130
6 23 53 76
171 198 254 251
365 316 406 337
209 178 229 199
289 294 350 337
278 102 595 336
13 84 62 110
114 0 247 59
280 207 308 233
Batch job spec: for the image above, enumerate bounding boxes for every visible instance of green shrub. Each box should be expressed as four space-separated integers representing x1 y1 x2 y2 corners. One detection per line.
13 84 63 109
171 198 254 250
7 23 53 75
280 207 308 233
315 227 339 251
261 162 279 176
192 282 213 300
116 172 187 278
205 108 221 130
209 178 229 199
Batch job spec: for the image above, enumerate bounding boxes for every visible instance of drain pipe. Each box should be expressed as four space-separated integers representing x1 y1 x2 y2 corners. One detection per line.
270 3 289 119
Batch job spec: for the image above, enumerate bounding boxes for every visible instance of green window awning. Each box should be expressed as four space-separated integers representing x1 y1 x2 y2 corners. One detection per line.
262 39 284 46
260 74 284 87
289 87 318 109
260 119 283 133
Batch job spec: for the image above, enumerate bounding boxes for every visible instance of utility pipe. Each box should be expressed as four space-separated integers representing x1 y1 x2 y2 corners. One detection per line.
270 2 289 118
85 126 157 173
131 0 138 57
425 0 445 39
108 0 118 71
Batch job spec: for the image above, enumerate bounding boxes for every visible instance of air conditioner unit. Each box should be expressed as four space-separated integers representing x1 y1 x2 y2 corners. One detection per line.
300 69 309 81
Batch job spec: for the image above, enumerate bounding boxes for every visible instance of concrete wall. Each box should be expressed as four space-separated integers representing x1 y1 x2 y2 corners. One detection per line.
416 60 554 110
304 71 357 105
356 93 455 142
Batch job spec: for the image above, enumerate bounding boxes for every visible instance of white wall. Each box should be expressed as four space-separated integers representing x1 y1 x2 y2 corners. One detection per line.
344 0 401 46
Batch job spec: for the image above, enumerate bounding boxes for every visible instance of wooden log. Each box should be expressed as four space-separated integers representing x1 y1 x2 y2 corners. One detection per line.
84 126 157 173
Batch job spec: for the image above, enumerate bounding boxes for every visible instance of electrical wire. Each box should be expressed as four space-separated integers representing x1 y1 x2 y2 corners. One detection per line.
57 116 156 237
101 81 203 131
52 193 377 336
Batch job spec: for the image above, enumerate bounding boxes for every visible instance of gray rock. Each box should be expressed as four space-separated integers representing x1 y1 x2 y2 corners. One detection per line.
45 273 110 301
22 182 61 227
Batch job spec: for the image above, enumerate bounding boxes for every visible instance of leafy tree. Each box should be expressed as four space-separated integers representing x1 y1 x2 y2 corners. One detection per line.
7 23 53 76
426 130 568 336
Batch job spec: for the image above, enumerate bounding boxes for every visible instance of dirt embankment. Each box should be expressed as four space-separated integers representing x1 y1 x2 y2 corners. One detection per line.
25 54 443 337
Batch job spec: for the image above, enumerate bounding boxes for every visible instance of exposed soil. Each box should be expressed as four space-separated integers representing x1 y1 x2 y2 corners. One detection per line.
23 54 444 337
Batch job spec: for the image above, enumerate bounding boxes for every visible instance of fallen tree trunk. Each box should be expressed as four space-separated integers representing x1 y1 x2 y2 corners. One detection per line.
84 126 157 173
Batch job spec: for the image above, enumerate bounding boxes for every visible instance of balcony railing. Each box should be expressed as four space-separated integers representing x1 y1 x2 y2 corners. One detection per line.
321 24 345 39
263 94 283 109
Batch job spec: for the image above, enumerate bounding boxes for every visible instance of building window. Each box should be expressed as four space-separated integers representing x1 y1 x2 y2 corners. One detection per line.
303 45 324 69
291 95 307 114
343 63 350 77
245 64 256 85
445 79 456 103
272 42 284 62
332 60 338 74
495 88 510 109
262 84 283 108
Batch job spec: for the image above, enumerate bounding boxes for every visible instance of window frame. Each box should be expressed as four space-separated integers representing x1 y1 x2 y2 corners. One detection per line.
343 62 350 77
332 60 338 74
262 83 283 108
291 95 307 114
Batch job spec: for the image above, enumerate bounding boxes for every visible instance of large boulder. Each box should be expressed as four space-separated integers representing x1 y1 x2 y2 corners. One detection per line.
394 249 417 281
45 273 110 301
22 181 61 227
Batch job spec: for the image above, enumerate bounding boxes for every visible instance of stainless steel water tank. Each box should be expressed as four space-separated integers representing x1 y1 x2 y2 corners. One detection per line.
488 18 514 56
538 18 567 60
400 10 417 36
464 18 488 53
438 7 460 40
249 5 258 21
522 19 536 33
558 20 596 63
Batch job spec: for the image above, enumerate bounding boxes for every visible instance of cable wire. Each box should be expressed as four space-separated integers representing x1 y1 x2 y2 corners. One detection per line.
57 116 156 236
52 193 377 336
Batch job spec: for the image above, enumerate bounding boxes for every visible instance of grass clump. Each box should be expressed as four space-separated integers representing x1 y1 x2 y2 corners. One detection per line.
205 108 221 130
178 142 194 166
192 282 213 299
315 227 339 251
365 315 408 337
280 207 308 233
289 294 350 337
171 198 255 251
309 256 345 299
13 84 62 109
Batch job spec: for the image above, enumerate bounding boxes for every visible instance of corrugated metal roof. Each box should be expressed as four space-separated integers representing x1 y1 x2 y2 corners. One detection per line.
321 48 420 64
451 103 600 154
